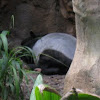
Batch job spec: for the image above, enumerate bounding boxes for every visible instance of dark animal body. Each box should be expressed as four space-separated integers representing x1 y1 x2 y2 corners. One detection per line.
21 33 76 75
31 33 76 75
38 49 72 75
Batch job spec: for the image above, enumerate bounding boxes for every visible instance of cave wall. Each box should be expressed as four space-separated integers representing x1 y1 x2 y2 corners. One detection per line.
0 0 75 47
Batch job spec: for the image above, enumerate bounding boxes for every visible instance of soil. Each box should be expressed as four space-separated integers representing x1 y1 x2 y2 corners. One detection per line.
21 73 65 100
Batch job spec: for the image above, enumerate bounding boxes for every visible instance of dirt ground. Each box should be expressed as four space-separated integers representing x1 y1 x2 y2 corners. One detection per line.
21 73 65 100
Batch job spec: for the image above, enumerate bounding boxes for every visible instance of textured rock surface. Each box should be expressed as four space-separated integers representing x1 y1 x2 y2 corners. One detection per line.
0 0 75 47
64 0 100 96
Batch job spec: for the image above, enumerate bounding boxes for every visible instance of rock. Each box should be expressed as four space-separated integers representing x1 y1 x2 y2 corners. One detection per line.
0 0 75 47
8 4 34 47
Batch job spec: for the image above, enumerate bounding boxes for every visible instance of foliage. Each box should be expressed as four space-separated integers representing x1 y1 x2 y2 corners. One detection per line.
9 15 14 29
61 88 100 100
30 74 61 100
30 74 43 100
30 75 100 100
0 31 29 100
35 84 61 100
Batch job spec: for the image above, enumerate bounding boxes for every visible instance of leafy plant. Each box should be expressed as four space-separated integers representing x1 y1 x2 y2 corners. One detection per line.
30 74 100 100
35 84 61 100
30 74 43 100
9 15 14 29
61 88 100 100
0 30 29 100
30 74 61 100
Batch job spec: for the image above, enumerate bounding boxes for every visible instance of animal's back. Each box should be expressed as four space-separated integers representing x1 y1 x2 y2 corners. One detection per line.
32 33 76 61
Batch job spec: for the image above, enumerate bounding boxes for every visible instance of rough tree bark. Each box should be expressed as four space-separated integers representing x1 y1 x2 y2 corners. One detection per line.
64 0 100 95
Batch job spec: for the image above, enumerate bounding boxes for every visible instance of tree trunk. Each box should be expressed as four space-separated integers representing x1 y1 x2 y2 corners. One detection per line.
64 0 100 95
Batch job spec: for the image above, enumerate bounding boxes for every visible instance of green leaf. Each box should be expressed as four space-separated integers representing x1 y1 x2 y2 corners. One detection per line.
0 39 2 51
3 87 8 100
12 65 20 99
11 60 23 83
35 84 61 100
24 46 37 63
35 87 43 100
10 15 14 29
0 52 8 79
78 93 100 100
0 31 10 54
30 74 43 100
20 69 28 84
9 83 15 93
64 93 100 100
1 30 10 35
61 88 100 100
